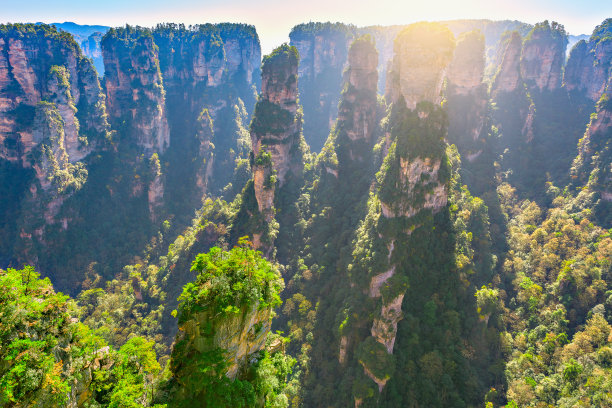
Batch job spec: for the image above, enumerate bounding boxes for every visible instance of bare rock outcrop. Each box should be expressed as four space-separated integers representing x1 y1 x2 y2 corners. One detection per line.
380 156 448 219
385 22 455 108
492 31 523 94
332 35 379 165
290 23 355 152
446 30 488 157
250 44 303 220
447 30 485 96
571 91 612 205
0 24 108 234
102 26 169 154
520 21 567 92
0 24 108 165
565 18 612 101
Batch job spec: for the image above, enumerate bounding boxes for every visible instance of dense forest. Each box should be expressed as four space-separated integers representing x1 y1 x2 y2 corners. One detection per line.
0 16 611 408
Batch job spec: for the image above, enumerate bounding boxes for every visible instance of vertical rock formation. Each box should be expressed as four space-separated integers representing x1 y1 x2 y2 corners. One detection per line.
446 30 488 161
564 18 612 101
335 35 379 162
101 26 169 154
194 108 215 196
147 153 164 222
358 25 404 93
290 23 355 152
571 91 612 224
336 27 455 404
166 243 288 405
385 22 455 108
250 44 302 222
491 31 523 94
447 30 486 97
0 24 108 165
152 23 261 110
80 32 105 76
490 30 536 147
0 24 109 240
151 24 260 198
520 20 567 92
490 21 592 199
346 98 451 405
443 19 533 79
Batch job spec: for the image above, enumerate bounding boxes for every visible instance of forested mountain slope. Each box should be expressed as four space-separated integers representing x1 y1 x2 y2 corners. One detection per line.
0 16 611 408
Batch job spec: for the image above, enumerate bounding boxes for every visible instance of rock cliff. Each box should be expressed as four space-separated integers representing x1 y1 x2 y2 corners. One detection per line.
571 91 612 223
250 44 303 222
335 35 379 161
0 24 108 165
492 31 523 94
80 32 105 76
151 23 260 199
101 26 170 154
565 18 612 101
446 30 488 160
520 21 567 92
152 23 260 110
290 23 355 152
447 30 485 96
385 22 455 108
346 99 450 403
167 244 286 403
0 24 109 237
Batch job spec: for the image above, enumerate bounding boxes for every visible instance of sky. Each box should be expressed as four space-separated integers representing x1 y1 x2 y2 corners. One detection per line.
2 0 611 53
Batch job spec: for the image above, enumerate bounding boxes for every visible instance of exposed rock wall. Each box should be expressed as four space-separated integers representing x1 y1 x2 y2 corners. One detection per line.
572 91 612 211
386 22 455 108
150 24 260 198
347 99 450 403
250 44 302 221
290 23 355 152
520 21 567 92
178 304 272 379
447 30 485 96
335 35 378 163
153 24 260 108
0 24 109 238
101 26 169 154
0 24 108 166
565 18 612 101
492 31 523 94
446 30 488 159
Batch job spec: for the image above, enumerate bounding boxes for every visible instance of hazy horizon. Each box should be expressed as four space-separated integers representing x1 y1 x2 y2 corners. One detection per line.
4 0 610 54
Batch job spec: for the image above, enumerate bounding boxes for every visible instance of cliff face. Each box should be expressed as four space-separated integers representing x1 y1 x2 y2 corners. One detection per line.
572 93 612 221
346 100 450 404
167 244 287 404
565 19 612 101
0 24 109 238
153 24 260 104
335 35 378 159
0 24 108 166
446 31 488 161
250 44 302 222
492 31 523 94
447 30 485 96
150 24 260 199
102 26 170 154
386 23 455 108
80 32 105 76
179 304 272 379
290 23 354 152
520 21 567 91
